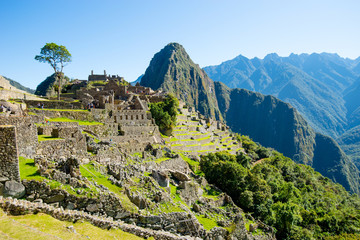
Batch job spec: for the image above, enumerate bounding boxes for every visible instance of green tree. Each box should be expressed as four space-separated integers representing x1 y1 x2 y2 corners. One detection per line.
35 43 71 100
149 94 179 135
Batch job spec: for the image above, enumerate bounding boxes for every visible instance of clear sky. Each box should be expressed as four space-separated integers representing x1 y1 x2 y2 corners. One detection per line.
1 0 360 89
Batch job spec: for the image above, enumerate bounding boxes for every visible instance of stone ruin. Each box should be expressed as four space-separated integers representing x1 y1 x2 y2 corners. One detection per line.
0 125 26 199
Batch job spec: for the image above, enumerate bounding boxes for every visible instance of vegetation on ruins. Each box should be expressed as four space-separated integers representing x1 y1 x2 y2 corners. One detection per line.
35 43 71 100
149 94 179 135
200 136 360 239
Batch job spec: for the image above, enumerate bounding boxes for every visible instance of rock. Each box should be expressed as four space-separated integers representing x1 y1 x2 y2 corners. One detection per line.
26 194 35 201
197 126 207 134
151 170 169 187
86 203 102 212
115 211 131 219
49 202 59 208
66 202 76 210
3 180 25 198
171 170 190 182
163 147 171 153
45 194 65 203
66 225 77 233
0 177 9 183
249 223 257 232
189 155 200 162
0 183 3 196
33 198 43 203
193 203 201 212
153 148 163 158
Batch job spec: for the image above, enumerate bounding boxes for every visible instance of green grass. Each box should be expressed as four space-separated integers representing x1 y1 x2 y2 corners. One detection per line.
19 157 97 198
202 142 214 147
155 157 171 163
79 163 137 212
19 157 45 181
0 209 143 240
48 117 103 126
38 135 63 141
179 153 202 175
195 215 219 230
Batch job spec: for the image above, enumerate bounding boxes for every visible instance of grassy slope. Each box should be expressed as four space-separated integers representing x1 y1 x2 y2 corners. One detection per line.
0 209 143 240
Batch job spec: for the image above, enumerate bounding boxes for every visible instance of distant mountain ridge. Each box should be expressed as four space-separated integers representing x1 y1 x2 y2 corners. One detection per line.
204 52 360 165
140 43 360 194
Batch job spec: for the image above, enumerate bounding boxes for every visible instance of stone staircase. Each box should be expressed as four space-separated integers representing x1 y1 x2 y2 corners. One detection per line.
167 105 242 155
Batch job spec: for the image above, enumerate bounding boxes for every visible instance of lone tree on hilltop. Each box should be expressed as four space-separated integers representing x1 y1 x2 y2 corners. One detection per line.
35 43 71 100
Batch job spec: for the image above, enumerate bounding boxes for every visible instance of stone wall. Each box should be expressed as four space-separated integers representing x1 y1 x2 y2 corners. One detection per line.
119 125 159 136
37 127 87 159
0 117 38 158
25 100 84 109
0 125 20 182
113 109 151 125
0 89 43 101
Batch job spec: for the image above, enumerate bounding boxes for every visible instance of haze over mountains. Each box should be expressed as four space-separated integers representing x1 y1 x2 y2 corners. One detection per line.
141 43 360 194
204 53 360 166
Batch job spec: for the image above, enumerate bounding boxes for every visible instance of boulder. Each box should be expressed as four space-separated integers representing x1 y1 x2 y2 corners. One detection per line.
86 203 102 212
171 170 190 182
3 180 25 198
151 170 169 187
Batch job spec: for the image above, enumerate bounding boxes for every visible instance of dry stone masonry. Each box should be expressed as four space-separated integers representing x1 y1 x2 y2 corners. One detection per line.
0 125 20 182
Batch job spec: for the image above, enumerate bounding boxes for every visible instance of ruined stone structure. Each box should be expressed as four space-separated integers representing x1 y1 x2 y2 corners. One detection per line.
36 122 87 159
0 117 38 158
0 125 20 182
88 70 125 83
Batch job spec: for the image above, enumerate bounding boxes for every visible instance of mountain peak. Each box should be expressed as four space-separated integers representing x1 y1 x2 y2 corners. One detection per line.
140 43 221 120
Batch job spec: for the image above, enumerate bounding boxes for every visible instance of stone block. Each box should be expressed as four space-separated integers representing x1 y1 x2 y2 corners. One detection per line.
3 180 25 198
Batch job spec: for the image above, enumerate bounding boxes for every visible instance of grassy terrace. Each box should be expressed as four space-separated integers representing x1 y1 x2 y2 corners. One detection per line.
38 135 63 141
29 108 89 112
180 136 210 142
48 117 103 126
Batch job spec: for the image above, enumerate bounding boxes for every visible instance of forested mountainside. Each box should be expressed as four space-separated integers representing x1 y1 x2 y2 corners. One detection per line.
203 53 360 165
141 43 360 194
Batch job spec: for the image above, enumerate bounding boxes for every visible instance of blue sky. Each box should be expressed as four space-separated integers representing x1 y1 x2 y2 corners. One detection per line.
1 0 360 89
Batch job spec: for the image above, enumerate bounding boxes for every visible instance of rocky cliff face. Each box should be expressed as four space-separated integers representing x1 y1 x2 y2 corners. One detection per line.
141 43 222 120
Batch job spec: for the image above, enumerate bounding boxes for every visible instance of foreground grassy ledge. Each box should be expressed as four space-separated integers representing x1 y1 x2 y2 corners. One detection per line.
0 208 145 240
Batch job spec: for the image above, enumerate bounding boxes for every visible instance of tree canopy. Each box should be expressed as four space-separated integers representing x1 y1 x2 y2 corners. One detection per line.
35 43 71 100
200 136 360 239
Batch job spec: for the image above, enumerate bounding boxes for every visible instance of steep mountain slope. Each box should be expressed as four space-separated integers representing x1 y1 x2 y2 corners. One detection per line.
141 43 360 194
141 43 222 120
204 53 359 139
214 83 360 193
